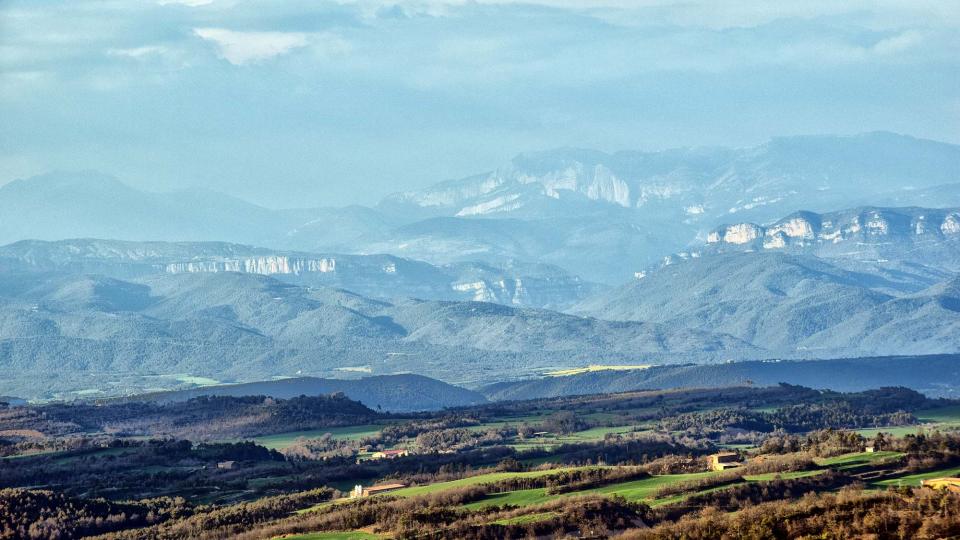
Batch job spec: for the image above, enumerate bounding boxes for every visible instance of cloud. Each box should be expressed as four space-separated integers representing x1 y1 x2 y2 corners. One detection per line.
158 0 215 6
194 28 309 65
872 30 925 55
107 46 168 59
3 0 959 207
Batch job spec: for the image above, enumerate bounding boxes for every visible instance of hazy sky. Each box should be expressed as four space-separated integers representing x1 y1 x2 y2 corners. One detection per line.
2 0 958 208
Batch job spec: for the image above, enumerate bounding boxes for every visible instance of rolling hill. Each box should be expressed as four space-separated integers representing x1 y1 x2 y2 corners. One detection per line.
124 374 488 412
0 271 758 401
575 251 960 358
481 354 960 401
0 239 603 310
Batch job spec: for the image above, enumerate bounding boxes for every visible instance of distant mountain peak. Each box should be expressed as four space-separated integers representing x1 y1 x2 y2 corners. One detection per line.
705 206 960 251
2 170 130 193
378 132 960 222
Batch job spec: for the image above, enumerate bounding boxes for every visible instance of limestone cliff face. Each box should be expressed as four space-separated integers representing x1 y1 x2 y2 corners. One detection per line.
708 208 960 250
164 256 337 276
0 239 602 311
515 162 633 208
451 278 529 305
707 223 763 245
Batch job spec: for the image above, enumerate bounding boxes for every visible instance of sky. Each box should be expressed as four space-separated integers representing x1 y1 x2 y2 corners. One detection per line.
1 0 959 208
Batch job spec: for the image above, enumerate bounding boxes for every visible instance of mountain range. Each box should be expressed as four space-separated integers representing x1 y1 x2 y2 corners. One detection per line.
119 374 488 412
0 239 602 311
693 206 960 292
575 210 960 358
5 132 959 284
0 269 757 400
481 354 960 401
2 131 960 400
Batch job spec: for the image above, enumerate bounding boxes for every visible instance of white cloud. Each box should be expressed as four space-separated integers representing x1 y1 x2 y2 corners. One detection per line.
158 0 215 6
107 46 168 59
194 28 309 65
872 30 925 55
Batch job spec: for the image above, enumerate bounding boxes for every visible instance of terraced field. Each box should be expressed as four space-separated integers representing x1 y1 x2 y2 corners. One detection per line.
507 425 650 452
456 470 725 510
252 424 387 450
492 511 559 525
815 451 904 470
278 533 381 540
743 470 827 481
346 451 910 515
385 467 600 498
857 405 960 437
873 465 960 488
544 365 651 377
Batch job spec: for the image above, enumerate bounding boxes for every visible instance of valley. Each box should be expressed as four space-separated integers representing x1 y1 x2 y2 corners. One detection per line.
2 383 959 538
7 2 960 536
2 134 960 402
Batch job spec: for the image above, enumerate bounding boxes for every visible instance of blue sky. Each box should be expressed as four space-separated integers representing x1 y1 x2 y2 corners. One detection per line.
1 0 958 208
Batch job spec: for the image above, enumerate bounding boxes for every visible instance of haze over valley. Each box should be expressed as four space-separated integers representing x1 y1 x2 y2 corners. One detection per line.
4 2 960 538
0 132 958 400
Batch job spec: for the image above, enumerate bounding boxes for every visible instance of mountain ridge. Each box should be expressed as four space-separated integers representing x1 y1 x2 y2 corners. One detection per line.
117 374 488 412
575 248 960 358
6 132 959 283
0 270 759 400
0 238 604 310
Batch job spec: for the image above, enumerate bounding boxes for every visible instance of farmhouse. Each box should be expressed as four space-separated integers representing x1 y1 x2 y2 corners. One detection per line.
371 449 410 460
217 461 236 470
350 482 408 498
921 477 960 493
708 452 742 471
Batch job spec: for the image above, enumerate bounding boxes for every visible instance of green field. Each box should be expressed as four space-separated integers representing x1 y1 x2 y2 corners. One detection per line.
743 470 826 481
856 426 928 438
496 424 650 452
857 405 960 437
463 467 837 512
873 465 960 488
580 471 718 501
815 451 904 470
492 511 559 525
302 448 918 523
464 488 555 509
386 467 600 498
916 405 960 424
462 470 721 510
0 449 63 460
545 364 651 377
252 424 386 450
300 468 612 514
277 532 381 540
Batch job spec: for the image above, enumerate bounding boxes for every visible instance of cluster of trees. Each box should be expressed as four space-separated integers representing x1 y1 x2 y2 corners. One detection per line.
658 399 917 439
281 434 358 461
2 383 957 539
626 487 960 540
3 394 380 442
760 427 960 469
653 454 816 499
93 488 333 540
544 467 650 495
759 428 873 457
0 488 188 539
391 497 647 540
182 491 648 540
0 435 114 459
413 426 517 453
0 439 289 502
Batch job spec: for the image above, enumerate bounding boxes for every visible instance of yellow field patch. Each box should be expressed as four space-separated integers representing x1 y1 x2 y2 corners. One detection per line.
545 364 651 377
